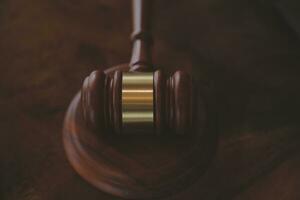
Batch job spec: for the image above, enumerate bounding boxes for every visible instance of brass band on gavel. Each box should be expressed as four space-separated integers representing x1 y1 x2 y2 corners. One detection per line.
122 72 154 133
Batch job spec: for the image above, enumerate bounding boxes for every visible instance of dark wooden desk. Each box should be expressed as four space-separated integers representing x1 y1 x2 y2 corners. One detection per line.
1 0 300 199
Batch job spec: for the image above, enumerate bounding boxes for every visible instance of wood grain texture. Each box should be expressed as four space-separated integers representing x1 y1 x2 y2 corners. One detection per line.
1 0 300 199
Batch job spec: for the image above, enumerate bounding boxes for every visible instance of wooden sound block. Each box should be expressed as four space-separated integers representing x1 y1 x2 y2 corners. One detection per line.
63 64 218 199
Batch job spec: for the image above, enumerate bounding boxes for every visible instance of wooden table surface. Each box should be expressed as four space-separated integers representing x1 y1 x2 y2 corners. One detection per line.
1 0 300 199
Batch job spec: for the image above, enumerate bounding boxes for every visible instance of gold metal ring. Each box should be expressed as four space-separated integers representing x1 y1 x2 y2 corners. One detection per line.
122 72 154 133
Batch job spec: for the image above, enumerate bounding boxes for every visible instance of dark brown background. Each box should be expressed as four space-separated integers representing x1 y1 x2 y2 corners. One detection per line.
1 0 300 199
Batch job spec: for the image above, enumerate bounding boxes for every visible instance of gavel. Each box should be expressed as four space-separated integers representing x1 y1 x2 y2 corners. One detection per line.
63 0 217 199
81 0 194 135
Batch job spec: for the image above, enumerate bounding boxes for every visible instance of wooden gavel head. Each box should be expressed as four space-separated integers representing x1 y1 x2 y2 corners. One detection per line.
81 68 194 135
63 0 217 199
80 0 195 136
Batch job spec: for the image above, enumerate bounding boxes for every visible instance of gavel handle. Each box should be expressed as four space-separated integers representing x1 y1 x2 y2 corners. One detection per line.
129 0 153 72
